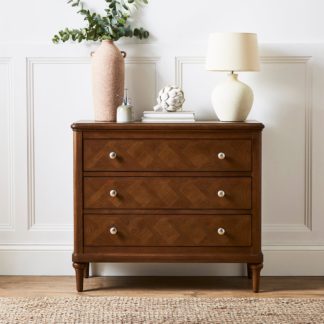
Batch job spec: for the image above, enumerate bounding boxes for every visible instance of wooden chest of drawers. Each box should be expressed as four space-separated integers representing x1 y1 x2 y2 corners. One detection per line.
72 121 264 292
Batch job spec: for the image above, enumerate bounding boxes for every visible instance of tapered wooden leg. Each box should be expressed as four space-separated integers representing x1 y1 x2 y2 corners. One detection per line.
84 263 90 278
247 263 252 279
73 262 86 292
251 263 263 293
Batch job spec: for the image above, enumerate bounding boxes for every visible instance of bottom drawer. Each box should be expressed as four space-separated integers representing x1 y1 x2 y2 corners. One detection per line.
84 214 251 247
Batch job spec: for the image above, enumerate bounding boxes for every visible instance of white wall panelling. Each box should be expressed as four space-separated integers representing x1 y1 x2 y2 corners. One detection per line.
125 57 160 120
176 55 314 238
26 57 90 232
0 58 14 231
260 56 313 235
1 0 324 275
0 42 324 275
26 56 159 235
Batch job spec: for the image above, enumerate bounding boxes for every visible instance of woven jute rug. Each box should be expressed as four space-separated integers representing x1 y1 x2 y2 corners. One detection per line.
0 296 323 324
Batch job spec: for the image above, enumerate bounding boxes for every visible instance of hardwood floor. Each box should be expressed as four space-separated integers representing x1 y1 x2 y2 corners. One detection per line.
0 276 323 298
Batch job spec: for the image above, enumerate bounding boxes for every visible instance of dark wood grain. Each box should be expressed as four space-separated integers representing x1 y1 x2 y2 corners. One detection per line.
83 139 251 172
73 131 83 254
72 120 264 131
84 214 251 247
75 247 263 263
83 177 252 210
72 121 264 292
73 262 86 292
251 263 263 293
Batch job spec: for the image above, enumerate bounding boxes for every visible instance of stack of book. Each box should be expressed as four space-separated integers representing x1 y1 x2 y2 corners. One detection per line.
141 111 195 123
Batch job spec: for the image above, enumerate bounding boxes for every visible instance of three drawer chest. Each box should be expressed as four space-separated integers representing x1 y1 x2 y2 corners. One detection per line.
72 121 264 292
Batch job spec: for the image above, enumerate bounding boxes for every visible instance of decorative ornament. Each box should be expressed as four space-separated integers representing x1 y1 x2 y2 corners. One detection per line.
153 86 185 112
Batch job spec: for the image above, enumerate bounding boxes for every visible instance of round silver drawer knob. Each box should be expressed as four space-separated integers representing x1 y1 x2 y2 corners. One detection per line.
109 190 118 197
109 152 117 159
217 228 226 236
109 227 118 235
218 152 226 160
217 190 225 198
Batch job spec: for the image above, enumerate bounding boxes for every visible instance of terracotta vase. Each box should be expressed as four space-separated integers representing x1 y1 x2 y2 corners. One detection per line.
91 41 125 121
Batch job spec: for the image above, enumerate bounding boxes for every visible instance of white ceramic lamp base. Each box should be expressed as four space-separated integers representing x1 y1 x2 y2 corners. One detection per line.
211 73 254 121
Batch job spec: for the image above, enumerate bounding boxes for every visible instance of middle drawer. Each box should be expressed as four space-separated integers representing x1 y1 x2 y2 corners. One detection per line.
84 177 251 210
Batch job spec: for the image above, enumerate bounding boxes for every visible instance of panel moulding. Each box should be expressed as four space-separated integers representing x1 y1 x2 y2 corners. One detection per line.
0 57 15 231
26 56 160 232
175 55 313 234
0 244 73 251
125 57 160 101
261 56 313 233
262 224 311 233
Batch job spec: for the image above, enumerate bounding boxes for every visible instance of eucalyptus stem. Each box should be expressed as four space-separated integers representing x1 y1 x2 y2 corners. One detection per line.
53 0 149 43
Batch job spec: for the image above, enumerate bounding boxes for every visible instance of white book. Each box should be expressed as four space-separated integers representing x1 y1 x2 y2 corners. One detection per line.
141 117 195 123
143 111 195 119
143 110 194 114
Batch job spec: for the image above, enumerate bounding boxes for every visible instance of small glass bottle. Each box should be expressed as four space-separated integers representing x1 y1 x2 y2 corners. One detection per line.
117 89 133 123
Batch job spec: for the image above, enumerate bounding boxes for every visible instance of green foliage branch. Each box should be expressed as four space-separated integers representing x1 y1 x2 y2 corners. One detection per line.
53 0 149 43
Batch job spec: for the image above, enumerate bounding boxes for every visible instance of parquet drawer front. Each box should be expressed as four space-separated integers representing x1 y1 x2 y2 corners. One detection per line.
84 214 252 247
83 177 252 210
83 139 252 172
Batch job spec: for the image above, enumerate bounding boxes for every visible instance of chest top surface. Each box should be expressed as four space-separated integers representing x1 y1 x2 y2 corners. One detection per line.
71 121 264 131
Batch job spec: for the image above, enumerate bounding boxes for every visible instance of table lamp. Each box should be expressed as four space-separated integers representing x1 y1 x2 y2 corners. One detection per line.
206 32 260 121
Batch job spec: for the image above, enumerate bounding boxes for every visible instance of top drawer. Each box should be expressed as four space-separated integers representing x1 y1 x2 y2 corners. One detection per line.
83 139 252 172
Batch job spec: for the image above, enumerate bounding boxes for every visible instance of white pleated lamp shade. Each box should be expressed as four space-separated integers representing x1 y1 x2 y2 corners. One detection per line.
206 32 260 72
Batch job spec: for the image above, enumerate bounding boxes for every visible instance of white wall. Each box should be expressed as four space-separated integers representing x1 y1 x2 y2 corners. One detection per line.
1 0 324 276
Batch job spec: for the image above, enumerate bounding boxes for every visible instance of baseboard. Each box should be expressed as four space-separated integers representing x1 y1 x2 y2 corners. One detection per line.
0 245 323 276
0 245 74 275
